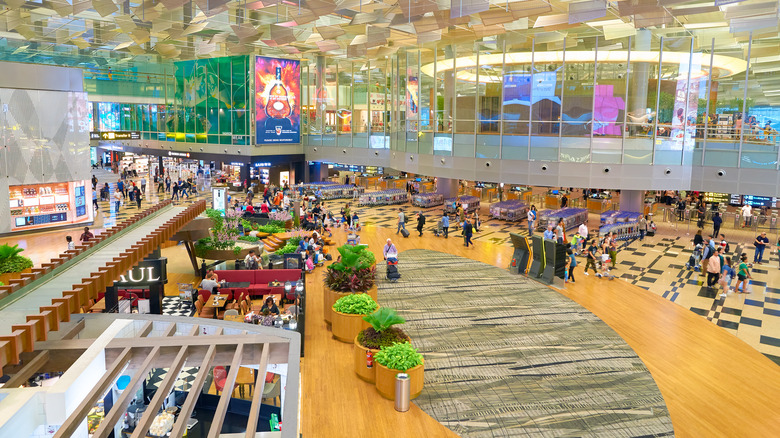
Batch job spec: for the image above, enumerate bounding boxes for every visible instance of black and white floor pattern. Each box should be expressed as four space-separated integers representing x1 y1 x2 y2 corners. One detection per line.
161 296 194 317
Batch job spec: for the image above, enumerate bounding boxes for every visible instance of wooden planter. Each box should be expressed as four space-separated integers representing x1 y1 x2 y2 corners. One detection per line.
331 308 374 343
354 336 380 383
375 361 424 400
0 268 32 286
323 284 378 325
195 246 260 261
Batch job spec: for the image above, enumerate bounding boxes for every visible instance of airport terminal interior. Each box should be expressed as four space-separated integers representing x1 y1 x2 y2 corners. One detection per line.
2 0 780 436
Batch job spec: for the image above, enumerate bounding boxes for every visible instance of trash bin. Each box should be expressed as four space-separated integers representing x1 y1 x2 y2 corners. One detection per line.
395 373 410 412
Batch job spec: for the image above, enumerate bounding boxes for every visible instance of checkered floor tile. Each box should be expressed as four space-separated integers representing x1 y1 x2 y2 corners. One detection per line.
162 297 193 317
147 367 200 392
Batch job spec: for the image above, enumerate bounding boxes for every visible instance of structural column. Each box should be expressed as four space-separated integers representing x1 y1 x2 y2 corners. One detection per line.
436 178 459 198
620 190 645 213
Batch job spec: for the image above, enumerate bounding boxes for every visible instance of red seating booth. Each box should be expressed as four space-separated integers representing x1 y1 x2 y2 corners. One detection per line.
209 269 302 298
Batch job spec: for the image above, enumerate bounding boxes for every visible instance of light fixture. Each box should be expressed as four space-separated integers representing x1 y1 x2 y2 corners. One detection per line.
296 279 304 293
284 280 292 293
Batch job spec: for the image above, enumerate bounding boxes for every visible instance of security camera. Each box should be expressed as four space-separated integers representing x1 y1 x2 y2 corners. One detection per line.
664 168 671 175
224 149 228 153
189 147 192 151
604 167 611 173
313 147 318 152
374 151 379 156
541 165 548 171
440 158 446 164
200 148 203 151
485 162 491 167
237 150 241 154
409 155 414 161
717 169 726 177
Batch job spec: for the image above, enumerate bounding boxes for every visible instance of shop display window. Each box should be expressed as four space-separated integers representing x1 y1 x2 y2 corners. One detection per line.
9 181 92 231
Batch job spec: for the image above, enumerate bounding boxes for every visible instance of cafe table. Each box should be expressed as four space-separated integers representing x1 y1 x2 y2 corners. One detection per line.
204 294 229 309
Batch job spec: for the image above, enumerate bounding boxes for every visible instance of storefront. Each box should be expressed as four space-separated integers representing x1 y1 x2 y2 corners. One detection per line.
8 180 94 232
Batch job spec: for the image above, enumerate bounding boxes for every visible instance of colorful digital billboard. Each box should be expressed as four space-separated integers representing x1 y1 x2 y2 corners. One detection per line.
255 56 300 144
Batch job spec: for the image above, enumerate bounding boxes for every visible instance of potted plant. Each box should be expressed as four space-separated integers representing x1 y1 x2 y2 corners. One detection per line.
323 244 377 324
331 293 378 343
354 308 409 383
0 244 34 285
194 209 260 260
374 342 424 400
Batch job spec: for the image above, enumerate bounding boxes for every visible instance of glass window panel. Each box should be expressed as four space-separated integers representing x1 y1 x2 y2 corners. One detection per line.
739 37 777 169
654 37 697 165
205 58 219 135
218 57 231 135
624 31 660 164
406 49 419 153
337 61 352 141
558 39 589 162
591 37 629 164
436 44 454 135
531 39 563 161
322 57 337 145
353 63 369 148
476 40 500 159
419 46 435 155
231 56 248 136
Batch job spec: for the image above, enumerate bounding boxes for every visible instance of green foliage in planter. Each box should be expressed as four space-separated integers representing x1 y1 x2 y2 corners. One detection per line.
268 220 286 229
275 243 298 255
363 307 405 332
241 219 257 231
324 266 376 292
330 244 374 272
0 281 4 286
357 249 375 267
238 235 260 243
0 255 34 274
257 224 285 234
194 237 242 258
374 342 423 372
288 237 302 246
0 244 25 260
332 293 378 315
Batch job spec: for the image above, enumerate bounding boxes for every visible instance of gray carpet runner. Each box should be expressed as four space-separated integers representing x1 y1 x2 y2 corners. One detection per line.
378 249 674 438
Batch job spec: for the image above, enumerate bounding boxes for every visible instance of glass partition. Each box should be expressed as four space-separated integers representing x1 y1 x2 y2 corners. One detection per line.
531 40 563 161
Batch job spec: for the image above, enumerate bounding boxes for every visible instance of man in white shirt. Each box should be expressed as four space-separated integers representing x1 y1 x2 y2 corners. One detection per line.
741 204 752 227
396 209 406 234
383 238 398 260
244 250 262 269
527 208 536 236
199 277 219 292
578 222 588 240
113 189 121 212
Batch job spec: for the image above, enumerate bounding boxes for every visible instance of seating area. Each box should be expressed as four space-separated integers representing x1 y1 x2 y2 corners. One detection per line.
200 269 302 299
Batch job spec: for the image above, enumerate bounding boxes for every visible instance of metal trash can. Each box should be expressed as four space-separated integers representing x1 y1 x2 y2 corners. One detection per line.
394 373 410 412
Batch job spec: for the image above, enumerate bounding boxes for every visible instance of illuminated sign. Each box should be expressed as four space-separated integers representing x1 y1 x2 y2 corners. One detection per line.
91 131 141 140
230 162 245 166
255 56 301 144
254 162 272 167
168 151 191 157
115 258 168 287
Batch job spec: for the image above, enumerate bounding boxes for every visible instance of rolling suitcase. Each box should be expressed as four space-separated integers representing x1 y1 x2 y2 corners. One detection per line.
401 228 410 238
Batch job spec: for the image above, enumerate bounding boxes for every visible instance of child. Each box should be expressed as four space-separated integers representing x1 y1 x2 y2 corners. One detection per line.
597 251 614 280
351 212 360 231
735 253 751 293
718 257 734 297
66 235 75 251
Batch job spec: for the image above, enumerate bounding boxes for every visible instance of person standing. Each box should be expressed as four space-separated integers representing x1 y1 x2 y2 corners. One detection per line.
463 219 474 247
543 224 555 240
555 218 565 244
676 197 686 221
113 186 121 211
712 212 722 238
134 186 142 208
584 240 599 275
117 179 125 198
696 202 706 229
754 232 769 264
638 215 647 241
140 177 147 194
157 176 165 193
527 205 537 236
560 194 568 209
383 238 398 260
416 211 426 237
578 221 588 242
441 212 449 238
741 203 752 227
566 247 577 283
607 233 618 269
706 249 721 288
66 235 75 251
79 227 94 242
396 208 406 234
165 176 171 192
92 188 99 211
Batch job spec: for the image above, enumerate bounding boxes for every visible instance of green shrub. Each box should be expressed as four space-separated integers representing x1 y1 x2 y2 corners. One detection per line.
0 281 4 286
363 307 405 332
0 255 34 274
357 327 410 350
332 293 378 315
374 342 423 371
274 243 298 255
0 244 24 260
358 249 376 267
257 224 285 234
238 235 259 242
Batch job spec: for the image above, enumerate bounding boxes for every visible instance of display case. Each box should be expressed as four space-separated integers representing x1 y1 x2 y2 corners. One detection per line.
9 181 93 231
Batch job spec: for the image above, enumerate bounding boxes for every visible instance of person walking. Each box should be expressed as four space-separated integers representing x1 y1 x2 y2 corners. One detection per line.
754 232 769 264
638 215 647 241
383 238 398 260
157 176 165 193
712 212 722 238
736 253 751 293
676 197 686 221
554 218 565 244
527 205 537 236
584 239 599 275
608 232 618 269
463 219 474 247
416 211 426 237
741 203 752 227
92 187 98 211
578 221 588 242
117 179 125 198
172 181 180 201
719 256 735 294
165 176 171 192
560 194 568 209
696 202 706 229
113 186 121 211
396 208 406 234
140 177 147 194
441 212 449 238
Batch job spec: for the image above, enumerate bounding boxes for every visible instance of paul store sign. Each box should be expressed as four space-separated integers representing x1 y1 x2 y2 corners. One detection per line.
115 258 168 287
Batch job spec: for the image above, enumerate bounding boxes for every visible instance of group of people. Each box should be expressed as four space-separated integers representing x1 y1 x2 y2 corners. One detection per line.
395 207 480 247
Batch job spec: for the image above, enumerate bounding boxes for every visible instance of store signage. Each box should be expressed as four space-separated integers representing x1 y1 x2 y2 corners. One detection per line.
254 162 272 167
168 151 191 158
255 56 301 144
213 187 227 212
115 258 168 287
230 162 245 166
91 131 141 140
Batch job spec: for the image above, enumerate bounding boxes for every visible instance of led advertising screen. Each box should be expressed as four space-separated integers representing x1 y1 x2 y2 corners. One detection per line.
255 56 300 144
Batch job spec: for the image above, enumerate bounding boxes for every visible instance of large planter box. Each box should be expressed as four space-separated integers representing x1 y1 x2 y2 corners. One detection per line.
375 361 424 400
195 246 260 261
323 284 377 325
331 308 374 343
354 336 380 383
0 268 32 286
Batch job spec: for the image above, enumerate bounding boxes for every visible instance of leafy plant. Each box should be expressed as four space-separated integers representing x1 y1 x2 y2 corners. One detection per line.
0 244 25 260
374 342 423 372
257 224 285 234
0 255 34 274
238 235 259 242
357 327 410 350
363 307 406 332
329 244 374 272
358 249 376 267
0 281 4 286
268 220 286 229
324 266 376 292
333 293 378 315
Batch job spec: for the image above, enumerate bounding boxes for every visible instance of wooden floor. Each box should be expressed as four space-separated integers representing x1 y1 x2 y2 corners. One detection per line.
302 224 780 438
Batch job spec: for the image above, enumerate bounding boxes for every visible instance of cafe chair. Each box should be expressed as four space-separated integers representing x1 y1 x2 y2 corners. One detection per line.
239 300 249 315
214 366 235 396
198 289 212 302
224 309 239 317
262 381 281 407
